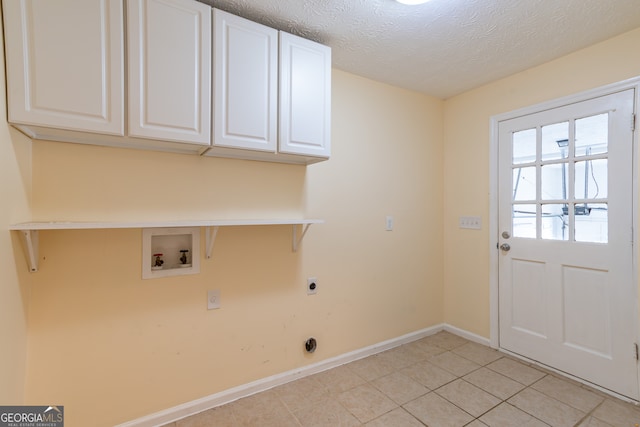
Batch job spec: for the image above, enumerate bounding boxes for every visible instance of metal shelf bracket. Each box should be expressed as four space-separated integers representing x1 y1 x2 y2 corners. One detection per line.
19 230 39 272
205 226 219 259
292 223 312 252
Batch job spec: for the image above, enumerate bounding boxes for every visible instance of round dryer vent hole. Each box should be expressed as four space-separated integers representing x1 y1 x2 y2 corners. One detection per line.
305 337 317 353
307 277 318 295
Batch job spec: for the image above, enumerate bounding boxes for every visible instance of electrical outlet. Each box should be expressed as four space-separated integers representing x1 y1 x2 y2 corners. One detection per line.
459 216 482 230
207 290 221 310
307 277 318 295
386 216 394 231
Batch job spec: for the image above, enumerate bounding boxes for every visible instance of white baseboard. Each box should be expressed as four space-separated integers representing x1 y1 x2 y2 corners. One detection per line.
443 324 491 347
116 323 483 427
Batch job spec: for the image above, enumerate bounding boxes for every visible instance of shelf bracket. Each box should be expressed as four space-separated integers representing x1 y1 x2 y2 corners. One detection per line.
205 226 219 259
292 223 312 252
18 230 39 273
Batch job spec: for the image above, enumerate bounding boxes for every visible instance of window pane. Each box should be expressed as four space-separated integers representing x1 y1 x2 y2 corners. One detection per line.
513 204 536 238
541 204 568 240
576 113 608 157
541 122 569 161
513 167 536 201
575 203 607 243
575 159 607 199
541 163 568 200
513 128 536 164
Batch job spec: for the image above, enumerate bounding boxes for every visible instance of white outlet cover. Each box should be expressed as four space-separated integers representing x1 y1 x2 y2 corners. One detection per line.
385 216 394 231
207 290 221 310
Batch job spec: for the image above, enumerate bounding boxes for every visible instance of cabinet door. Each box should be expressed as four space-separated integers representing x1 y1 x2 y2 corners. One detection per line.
128 0 211 145
213 9 277 152
279 32 331 158
3 0 124 135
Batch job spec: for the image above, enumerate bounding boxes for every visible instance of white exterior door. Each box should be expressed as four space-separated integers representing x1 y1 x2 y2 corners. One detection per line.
128 0 211 145
498 89 638 399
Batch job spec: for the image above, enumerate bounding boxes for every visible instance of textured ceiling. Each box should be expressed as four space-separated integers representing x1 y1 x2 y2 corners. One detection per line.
199 0 640 99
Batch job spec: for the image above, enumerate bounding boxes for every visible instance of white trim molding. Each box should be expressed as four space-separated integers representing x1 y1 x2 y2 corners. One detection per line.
116 324 460 427
443 324 490 347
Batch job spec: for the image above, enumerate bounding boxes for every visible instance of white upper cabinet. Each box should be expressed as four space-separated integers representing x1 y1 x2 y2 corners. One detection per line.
208 12 331 163
279 32 331 158
128 0 211 145
3 0 124 135
212 9 278 152
3 0 330 163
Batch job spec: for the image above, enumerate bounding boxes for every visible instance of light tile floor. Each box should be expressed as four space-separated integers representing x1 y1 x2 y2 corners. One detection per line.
163 331 640 427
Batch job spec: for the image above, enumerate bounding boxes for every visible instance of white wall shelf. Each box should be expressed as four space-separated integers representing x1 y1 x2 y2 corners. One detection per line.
9 219 322 273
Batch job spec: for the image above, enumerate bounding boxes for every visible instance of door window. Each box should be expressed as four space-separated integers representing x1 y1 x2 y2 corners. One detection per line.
511 114 609 243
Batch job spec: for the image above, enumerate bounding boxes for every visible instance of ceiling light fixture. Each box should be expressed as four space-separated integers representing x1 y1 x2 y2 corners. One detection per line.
396 0 432 4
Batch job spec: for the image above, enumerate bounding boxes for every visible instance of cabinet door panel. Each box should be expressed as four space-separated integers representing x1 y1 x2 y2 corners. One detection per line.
213 9 277 152
3 0 124 134
128 0 211 145
279 32 331 158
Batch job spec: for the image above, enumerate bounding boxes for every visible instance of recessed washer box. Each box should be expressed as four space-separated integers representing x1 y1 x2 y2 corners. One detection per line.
142 227 200 279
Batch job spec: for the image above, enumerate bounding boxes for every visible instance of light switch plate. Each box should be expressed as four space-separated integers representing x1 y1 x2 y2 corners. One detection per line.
459 216 482 230
207 290 221 310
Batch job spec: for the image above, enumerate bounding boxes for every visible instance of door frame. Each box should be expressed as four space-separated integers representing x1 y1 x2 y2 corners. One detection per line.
488 76 640 398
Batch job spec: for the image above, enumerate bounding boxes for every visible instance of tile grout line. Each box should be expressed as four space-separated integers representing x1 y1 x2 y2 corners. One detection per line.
571 399 606 427
423 348 578 427
340 339 474 426
435 370 551 426
429 344 503 422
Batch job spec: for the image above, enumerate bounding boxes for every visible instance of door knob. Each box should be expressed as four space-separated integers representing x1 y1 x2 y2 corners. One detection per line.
500 243 511 251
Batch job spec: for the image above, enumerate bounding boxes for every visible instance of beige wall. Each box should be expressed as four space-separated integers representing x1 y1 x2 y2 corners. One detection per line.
24 69 443 426
443 27 640 336
0 22 32 404
8 13 640 427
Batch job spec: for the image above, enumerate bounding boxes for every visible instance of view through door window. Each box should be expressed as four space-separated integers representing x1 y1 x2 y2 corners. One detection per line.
511 113 609 243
